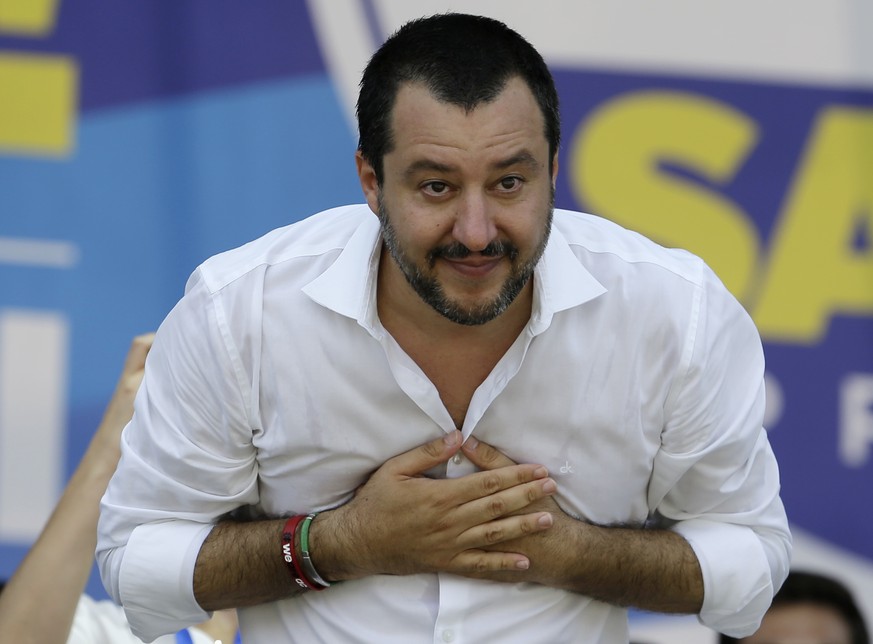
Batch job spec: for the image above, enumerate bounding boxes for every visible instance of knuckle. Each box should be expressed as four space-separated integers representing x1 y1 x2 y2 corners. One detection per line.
483 526 504 545
422 441 442 459
487 497 507 518
481 472 502 495
525 483 540 503
477 443 498 463
472 555 490 573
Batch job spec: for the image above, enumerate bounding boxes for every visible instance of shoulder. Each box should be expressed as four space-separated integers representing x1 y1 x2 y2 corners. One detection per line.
190 204 373 294
552 208 708 288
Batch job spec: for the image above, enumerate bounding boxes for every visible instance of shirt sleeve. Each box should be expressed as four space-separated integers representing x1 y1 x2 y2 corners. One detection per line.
648 263 792 637
96 268 261 642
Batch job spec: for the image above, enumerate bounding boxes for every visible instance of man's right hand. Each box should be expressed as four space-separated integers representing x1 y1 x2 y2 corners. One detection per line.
310 430 556 581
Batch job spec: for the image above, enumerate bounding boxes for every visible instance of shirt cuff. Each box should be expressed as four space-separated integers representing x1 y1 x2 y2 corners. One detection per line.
672 518 774 637
119 520 213 642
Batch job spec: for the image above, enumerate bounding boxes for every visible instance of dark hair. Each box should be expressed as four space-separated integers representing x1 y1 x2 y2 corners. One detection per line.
720 570 869 644
356 12 560 184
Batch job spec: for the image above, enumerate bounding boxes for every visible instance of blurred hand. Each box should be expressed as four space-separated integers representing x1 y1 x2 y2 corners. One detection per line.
96 333 154 444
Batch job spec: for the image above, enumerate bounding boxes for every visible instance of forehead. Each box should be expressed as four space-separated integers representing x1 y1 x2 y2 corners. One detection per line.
386 77 548 164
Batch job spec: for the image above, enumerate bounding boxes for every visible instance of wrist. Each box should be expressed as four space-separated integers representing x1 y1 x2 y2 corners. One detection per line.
307 508 366 582
280 513 336 591
298 514 331 588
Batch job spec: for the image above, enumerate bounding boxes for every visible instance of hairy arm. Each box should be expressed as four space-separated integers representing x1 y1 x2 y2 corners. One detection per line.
460 437 703 613
194 430 556 610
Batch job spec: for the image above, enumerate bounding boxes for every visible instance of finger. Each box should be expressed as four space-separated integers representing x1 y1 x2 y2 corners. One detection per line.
452 549 533 573
454 471 556 521
458 511 554 551
383 430 463 477
462 436 526 471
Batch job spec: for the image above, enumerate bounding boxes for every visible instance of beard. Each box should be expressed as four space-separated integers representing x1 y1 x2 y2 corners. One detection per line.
377 192 553 326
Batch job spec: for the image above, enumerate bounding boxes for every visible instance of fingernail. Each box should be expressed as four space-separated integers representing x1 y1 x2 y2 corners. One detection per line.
538 513 553 528
533 466 548 478
444 431 460 446
542 479 556 494
515 559 530 570
464 436 478 450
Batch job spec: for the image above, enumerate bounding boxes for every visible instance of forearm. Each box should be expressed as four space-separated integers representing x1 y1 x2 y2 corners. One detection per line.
193 447 559 611
193 518 309 610
548 519 703 613
478 515 704 613
194 509 376 610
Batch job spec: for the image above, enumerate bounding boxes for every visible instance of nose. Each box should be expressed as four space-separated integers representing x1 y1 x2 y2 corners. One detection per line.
452 193 497 252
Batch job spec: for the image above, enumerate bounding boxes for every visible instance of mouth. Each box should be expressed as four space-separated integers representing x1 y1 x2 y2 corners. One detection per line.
441 255 504 278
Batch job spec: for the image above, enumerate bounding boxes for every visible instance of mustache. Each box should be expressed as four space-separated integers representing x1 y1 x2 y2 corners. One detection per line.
428 239 519 263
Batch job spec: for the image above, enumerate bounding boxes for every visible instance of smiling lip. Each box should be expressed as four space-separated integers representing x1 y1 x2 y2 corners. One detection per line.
442 256 504 278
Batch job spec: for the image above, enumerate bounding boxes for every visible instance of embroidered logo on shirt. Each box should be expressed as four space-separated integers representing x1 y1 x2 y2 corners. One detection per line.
559 460 574 474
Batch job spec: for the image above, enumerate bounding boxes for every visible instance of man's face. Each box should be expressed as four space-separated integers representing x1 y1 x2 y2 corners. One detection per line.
358 77 557 326
741 603 853 644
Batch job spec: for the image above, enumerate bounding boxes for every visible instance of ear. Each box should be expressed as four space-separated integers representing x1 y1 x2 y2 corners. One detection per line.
550 151 559 191
356 150 380 215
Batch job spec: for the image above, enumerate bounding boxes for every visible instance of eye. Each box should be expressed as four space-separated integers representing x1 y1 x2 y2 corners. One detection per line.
496 176 524 192
421 180 450 196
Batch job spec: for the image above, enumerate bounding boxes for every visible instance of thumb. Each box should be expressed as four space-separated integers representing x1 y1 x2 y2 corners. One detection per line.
384 430 462 477
461 436 519 471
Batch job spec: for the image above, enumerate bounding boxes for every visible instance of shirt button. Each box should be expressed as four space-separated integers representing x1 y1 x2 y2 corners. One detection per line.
451 454 462 465
442 630 455 642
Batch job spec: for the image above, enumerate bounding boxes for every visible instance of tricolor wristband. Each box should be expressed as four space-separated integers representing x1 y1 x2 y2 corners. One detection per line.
299 513 331 588
281 515 318 591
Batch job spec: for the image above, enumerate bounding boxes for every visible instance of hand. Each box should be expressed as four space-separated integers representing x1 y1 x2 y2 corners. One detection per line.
95 333 155 445
461 438 706 609
460 436 577 585
312 430 557 580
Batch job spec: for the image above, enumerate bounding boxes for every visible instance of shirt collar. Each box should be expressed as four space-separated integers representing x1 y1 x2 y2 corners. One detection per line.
301 212 383 336
302 211 606 337
528 225 607 335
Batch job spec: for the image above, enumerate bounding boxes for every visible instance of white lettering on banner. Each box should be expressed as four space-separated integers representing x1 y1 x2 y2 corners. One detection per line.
839 373 873 468
0 310 68 540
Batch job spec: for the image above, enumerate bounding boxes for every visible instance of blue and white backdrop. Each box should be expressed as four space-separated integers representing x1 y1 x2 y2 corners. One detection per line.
1 2 871 640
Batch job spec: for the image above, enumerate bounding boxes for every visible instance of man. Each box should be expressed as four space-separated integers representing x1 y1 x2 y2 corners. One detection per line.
720 570 869 644
97 13 791 643
0 334 239 644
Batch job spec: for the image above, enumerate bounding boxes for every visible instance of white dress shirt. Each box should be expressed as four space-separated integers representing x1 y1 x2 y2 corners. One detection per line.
97 204 791 643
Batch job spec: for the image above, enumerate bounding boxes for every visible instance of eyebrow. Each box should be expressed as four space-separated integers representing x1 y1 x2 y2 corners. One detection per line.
402 150 542 178
494 150 540 171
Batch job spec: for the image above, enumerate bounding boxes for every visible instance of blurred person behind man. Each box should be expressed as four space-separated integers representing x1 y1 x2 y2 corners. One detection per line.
0 333 240 644
720 570 869 644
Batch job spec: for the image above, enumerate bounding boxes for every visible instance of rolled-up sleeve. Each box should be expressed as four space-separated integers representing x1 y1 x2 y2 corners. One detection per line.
110 521 212 639
649 265 791 637
97 268 261 641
